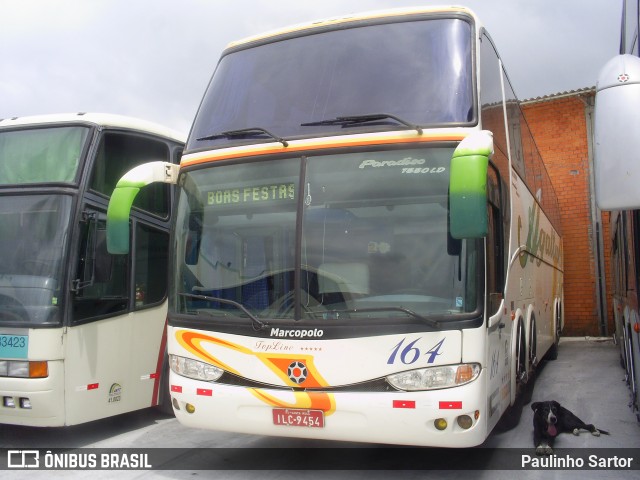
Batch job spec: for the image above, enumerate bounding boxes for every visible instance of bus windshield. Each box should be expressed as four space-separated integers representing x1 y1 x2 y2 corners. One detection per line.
0 195 71 325
0 126 89 184
173 147 480 325
188 17 474 151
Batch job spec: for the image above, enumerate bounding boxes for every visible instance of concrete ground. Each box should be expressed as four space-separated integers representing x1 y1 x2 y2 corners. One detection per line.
2 336 639 479
484 336 640 449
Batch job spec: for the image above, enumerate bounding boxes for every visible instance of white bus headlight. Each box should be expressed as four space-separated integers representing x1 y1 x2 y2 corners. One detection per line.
387 363 480 391
0 361 48 378
169 355 224 382
8 361 29 378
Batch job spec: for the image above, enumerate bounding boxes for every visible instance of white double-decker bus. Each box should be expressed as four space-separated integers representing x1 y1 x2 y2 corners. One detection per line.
594 0 640 423
108 6 563 446
0 113 184 426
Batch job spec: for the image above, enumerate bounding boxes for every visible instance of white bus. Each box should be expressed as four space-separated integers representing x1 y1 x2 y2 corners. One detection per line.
108 6 564 447
594 0 640 423
0 113 184 426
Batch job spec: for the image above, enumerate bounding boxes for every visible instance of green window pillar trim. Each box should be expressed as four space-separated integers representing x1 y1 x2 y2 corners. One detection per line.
449 131 493 239
106 162 179 254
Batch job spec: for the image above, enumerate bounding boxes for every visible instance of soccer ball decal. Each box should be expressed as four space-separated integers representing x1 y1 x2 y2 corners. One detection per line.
287 361 308 384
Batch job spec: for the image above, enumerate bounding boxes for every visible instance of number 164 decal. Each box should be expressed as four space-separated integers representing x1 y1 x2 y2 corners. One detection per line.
387 338 445 365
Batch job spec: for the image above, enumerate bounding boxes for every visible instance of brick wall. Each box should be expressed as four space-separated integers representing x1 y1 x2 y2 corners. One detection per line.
522 92 614 336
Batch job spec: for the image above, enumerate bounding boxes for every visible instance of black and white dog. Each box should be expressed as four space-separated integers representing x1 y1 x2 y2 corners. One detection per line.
531 400 610 455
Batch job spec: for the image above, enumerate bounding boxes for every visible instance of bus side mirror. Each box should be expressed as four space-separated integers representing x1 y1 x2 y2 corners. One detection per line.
449 131 492 239
106 162 179 254
594 54 640 210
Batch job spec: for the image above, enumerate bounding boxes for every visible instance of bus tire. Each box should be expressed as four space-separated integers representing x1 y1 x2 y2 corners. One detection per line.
625 324 639 415
156 354 174 416
523 318 536 405
528 317 537 370
499 319 528 431
515 319 528 394
546 306 562 361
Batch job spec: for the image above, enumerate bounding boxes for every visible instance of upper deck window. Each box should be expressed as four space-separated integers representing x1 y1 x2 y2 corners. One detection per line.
89 133 172 217
188 17 474 152
0 126 89 185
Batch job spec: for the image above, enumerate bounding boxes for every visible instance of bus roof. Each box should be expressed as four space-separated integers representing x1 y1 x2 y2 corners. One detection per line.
0 112 186 143
226 5 477 50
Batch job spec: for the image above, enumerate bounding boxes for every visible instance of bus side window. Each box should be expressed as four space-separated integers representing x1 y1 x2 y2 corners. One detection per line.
480 31 510 182
633 211 640 301
134 224 169 308
90 133 172 218
487 166 504 315
72 215 128 322
613 216 625 297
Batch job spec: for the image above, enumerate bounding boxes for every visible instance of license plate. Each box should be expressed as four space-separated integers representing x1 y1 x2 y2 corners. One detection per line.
0 334 28 359
272 408 324 428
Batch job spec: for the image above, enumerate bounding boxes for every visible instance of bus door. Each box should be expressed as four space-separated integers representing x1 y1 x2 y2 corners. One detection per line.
485 167 510 432
63 130 174 425
65 211 169 425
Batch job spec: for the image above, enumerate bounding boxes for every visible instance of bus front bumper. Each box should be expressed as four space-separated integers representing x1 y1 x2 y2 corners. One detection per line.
0 361 65 427
169 369 489 447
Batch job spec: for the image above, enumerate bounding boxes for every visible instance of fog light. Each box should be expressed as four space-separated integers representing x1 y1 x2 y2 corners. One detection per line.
185 403 196 414
172 398 180 410
19 398 32 409
434 418 447 430
457 415 473 430
3 396 16 408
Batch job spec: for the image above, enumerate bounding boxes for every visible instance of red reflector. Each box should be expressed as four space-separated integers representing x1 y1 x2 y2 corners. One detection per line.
197 388 213 397
439 401 462 409
171 385 183 393
150 373 159 379
87 383 99 390
393 400 416 409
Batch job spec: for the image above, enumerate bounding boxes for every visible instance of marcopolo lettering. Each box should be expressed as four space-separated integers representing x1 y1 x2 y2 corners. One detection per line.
358 157 426 169
270 328 324 338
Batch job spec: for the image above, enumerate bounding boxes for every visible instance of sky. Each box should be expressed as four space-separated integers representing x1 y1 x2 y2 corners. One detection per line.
0 0 622 135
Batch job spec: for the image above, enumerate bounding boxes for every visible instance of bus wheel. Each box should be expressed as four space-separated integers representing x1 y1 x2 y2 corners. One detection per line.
156 354 174 416
515 320 528 392
497 320 528 431
546 307 561 361
626 325 639 416
528 318 537 370
520 319 536 405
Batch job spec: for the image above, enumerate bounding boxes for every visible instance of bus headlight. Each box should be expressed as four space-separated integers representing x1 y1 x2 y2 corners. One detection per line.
386 363 480 391
0 360 48 378
169 355 224 382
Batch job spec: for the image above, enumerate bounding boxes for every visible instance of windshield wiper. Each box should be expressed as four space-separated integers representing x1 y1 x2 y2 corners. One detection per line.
301 114 423 135
196 127 289 147
179 293 269 331
326 306 440 328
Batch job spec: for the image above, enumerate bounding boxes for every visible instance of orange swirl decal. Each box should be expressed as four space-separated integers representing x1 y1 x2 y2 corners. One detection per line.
175 330 336 415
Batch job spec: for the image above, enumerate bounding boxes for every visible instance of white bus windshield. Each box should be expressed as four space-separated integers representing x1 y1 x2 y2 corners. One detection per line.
0 195 71 325
0 126 89 184
173 148 480 325
188 18 474 151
